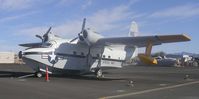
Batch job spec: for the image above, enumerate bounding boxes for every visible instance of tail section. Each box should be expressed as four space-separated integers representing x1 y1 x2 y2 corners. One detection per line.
128 21 138 37
127 21 139 63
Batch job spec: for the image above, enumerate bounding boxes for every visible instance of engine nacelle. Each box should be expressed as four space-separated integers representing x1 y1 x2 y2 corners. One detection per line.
138 54 157 65
79 29 102 45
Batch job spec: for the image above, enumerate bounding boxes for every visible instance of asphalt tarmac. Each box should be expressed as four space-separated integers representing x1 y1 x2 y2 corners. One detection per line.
0 64 199 99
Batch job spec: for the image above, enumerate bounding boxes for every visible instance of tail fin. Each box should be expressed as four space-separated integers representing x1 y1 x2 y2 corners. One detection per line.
128 21 138 37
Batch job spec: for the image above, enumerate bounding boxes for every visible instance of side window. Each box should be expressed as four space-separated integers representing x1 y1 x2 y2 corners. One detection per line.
108 56 111 58
103 55 106 58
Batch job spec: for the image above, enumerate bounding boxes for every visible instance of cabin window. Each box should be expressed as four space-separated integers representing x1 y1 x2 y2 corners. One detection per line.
81 52 84 56
108 56 111 58
103 55 106 58
73 51 77 55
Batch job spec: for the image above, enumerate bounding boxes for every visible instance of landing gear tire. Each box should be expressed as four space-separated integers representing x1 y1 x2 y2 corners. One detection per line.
95 69 104 79
35 72 42 78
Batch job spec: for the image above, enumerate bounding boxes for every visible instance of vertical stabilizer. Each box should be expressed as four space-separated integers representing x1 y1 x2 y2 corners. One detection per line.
128 21 138 37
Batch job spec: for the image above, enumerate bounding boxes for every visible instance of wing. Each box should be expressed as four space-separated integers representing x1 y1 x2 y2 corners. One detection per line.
19 43 51 47
19 43 43 47
96 34 191 47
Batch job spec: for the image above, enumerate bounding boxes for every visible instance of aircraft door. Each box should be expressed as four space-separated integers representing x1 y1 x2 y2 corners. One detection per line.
87 47 103 69
86 47 92 70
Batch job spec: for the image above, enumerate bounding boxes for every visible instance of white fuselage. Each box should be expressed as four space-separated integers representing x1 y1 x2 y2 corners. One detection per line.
19 19 191 76
21 38 138 74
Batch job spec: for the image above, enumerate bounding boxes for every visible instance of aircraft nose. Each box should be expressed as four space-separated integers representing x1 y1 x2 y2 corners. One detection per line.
18 51 23 59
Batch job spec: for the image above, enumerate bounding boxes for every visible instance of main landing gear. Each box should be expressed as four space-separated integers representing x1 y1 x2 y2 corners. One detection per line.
95 69 104 79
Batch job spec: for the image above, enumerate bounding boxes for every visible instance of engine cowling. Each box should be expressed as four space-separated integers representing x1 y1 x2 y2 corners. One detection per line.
79 29 102 45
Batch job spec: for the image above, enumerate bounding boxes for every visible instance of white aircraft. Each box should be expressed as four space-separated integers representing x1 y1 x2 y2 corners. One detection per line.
19 18 191 78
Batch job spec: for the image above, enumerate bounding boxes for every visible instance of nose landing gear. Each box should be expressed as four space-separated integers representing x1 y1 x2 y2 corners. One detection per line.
35 71 42 78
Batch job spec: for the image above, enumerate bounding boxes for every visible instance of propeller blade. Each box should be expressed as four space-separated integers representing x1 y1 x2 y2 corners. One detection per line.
42 27 52 42
43 27 52 37
84 37 90 46
69 37 78 43
81 18 86 33
35 35 43 41
46 27 52 34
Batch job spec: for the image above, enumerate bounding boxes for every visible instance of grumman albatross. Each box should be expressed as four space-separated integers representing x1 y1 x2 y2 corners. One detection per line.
19 18 191 78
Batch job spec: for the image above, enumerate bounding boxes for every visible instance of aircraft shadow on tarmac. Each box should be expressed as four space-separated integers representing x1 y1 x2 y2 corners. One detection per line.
49 73 126 81
0 70 32 78
0 70 125 81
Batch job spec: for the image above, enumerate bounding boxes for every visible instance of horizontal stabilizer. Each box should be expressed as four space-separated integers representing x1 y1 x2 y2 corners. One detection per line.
19 43 51 47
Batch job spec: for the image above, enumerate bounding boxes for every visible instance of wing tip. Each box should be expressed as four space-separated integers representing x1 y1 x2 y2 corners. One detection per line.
19 44 26 47
182 33 191 41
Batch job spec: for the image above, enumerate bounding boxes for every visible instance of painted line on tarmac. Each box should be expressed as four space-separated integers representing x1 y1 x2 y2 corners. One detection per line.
18 74 35 79
99 80 199 99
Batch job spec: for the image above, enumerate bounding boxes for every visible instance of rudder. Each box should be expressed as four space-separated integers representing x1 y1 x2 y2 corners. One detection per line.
128 21 138 37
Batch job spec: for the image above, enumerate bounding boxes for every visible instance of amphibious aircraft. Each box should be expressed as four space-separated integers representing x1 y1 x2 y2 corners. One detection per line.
18 18 191 78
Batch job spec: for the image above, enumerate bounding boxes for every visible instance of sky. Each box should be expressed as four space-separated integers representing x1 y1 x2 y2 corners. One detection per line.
0 0 198 54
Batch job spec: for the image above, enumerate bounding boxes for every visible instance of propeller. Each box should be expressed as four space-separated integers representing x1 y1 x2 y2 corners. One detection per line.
70 18 86 43
81 18 86 33
43 27 52 41
19 27 52 48
69 37 78 43
35 27 52 43
35 35 43 42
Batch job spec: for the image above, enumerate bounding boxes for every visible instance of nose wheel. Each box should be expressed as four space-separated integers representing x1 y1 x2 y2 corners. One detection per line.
35 72 42 78
95 69 104 78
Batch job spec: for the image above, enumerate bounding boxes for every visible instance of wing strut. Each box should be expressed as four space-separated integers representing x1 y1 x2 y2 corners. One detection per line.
145 41 153 56
138 41 157 65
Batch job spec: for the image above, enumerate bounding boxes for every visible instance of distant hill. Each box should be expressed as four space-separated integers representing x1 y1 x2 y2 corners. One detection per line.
167 52 199 58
